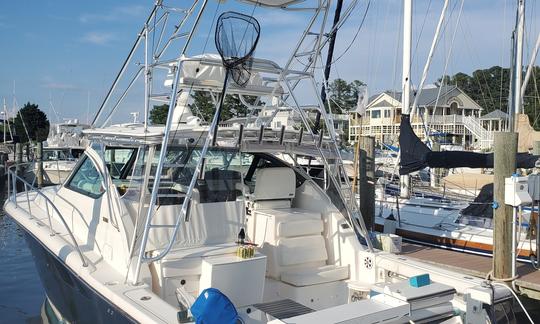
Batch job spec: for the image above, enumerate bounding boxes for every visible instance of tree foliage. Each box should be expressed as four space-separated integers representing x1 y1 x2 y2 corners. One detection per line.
188 91 257 122
149 104 169 125
327 78 366 113
438 66 540 128
14 102 49 143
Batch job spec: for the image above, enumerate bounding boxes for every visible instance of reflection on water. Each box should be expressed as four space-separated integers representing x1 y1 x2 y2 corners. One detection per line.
0 185 44 324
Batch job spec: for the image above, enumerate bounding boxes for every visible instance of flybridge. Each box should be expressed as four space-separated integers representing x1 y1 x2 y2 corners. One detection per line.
83 122 342 159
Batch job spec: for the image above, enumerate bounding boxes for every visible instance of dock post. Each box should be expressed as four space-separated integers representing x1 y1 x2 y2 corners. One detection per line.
359 135 375 231
430 142 441 187
15 142 23 177
36 142 43 188
493 132 517 280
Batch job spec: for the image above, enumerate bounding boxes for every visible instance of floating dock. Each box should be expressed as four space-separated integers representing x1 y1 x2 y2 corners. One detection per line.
400 242 540 300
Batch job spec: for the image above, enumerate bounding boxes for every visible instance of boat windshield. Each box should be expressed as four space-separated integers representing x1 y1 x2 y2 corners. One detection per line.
107 144 306 206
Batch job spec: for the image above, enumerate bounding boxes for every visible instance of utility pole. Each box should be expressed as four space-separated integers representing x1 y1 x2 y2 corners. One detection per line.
400 0 412 198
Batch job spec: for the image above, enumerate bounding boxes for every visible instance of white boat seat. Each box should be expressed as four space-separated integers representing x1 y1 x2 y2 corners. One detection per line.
250 167 296 210
249 166 350 286
281 265 350 287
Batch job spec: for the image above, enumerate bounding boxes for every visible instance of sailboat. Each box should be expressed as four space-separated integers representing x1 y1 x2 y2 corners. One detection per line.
4 1 516 323
375 0 540 264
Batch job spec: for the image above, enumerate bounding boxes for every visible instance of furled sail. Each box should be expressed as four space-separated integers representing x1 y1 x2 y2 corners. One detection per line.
399 114 539 175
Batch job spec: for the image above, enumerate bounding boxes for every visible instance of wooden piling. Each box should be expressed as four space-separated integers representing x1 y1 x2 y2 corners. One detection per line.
15 142 23 177
36 142 43 188
359 136 375 231
493 132 517 280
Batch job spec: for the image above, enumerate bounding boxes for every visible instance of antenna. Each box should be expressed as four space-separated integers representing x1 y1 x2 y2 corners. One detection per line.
130 112 140 123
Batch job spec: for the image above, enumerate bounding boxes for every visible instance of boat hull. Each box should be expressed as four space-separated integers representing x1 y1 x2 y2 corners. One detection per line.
374 223 534 262
22 229 135 324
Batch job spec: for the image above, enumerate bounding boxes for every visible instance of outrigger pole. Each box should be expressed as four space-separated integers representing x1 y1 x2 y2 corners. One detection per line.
314 0 344 134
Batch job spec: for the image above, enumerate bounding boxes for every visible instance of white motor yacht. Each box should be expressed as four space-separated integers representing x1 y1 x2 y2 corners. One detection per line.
4 1 517 323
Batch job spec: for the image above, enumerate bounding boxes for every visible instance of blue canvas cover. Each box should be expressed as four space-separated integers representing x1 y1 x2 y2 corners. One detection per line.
191 288 238 324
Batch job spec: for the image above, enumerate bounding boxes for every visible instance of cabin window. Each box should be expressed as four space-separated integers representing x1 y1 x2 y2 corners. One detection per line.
66 155 104 198
104 147 137 179
371 110 381 118
182 149 251 203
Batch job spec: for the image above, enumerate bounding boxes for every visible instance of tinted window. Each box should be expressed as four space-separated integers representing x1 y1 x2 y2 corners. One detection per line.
66 156 104 198
104 148 137 179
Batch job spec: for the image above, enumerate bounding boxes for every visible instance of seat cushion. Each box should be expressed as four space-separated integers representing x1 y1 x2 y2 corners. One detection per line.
277 235 327 266
277 218 323 238
281 265 350 286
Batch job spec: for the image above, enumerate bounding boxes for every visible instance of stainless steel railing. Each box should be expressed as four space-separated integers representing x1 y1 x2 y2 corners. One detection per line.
6 163 87 267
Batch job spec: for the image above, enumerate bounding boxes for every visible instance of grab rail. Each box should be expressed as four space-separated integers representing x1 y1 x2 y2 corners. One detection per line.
7 164 88 267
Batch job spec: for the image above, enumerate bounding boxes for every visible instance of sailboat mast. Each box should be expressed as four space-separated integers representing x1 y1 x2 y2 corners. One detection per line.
513 0 525 120
400 0 412 199
2 98 6 144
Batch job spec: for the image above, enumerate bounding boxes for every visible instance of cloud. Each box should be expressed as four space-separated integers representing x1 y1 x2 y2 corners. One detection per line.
80 31 116 45
79 5 146 23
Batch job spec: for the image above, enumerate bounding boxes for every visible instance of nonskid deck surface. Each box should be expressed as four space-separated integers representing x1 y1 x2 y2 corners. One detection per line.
400 242 540 295
253 299 314 320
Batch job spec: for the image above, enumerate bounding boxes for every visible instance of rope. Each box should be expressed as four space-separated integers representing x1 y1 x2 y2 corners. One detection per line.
489 282 535 324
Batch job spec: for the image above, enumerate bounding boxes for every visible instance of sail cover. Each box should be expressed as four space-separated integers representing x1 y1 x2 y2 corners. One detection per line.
399 114 540 175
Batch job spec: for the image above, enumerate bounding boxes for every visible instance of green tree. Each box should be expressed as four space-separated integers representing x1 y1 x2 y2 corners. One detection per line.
149 104 169 125
327 78 366 113
14 102 49 142
438 66 540 129
189 91 259 122
188 91 214 122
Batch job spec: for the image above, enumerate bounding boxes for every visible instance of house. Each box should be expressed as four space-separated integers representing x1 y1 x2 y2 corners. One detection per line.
480 109 508 132
349 85 490 148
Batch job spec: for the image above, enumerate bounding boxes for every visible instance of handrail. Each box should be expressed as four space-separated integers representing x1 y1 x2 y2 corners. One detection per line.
7 166 88 267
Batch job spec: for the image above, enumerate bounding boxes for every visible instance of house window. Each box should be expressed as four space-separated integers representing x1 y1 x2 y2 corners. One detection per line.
384 110 391 118
371 110 381 118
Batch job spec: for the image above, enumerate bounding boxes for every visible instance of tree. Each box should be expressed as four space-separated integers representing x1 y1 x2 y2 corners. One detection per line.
189 91 259 122
14 102 49 142
188 91 214 122
149 104 169 125
327 78 366 113
438 66 540 129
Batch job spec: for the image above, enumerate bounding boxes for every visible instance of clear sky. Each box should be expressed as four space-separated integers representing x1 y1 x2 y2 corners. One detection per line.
0 0 538 123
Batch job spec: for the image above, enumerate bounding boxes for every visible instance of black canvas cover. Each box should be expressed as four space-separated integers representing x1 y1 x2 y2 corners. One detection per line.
461 183 493 218
399 114 540 175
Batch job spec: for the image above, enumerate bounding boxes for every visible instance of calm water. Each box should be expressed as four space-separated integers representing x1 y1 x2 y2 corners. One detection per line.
0 186 44 324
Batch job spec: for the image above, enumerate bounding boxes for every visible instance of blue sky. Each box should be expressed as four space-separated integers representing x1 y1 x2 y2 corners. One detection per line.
0 0 538 123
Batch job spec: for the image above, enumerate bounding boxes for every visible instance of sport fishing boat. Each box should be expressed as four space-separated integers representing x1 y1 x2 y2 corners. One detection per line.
5 1 516 323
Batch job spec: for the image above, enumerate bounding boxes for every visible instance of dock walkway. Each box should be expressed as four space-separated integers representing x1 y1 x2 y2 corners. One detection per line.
400 242 540 300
